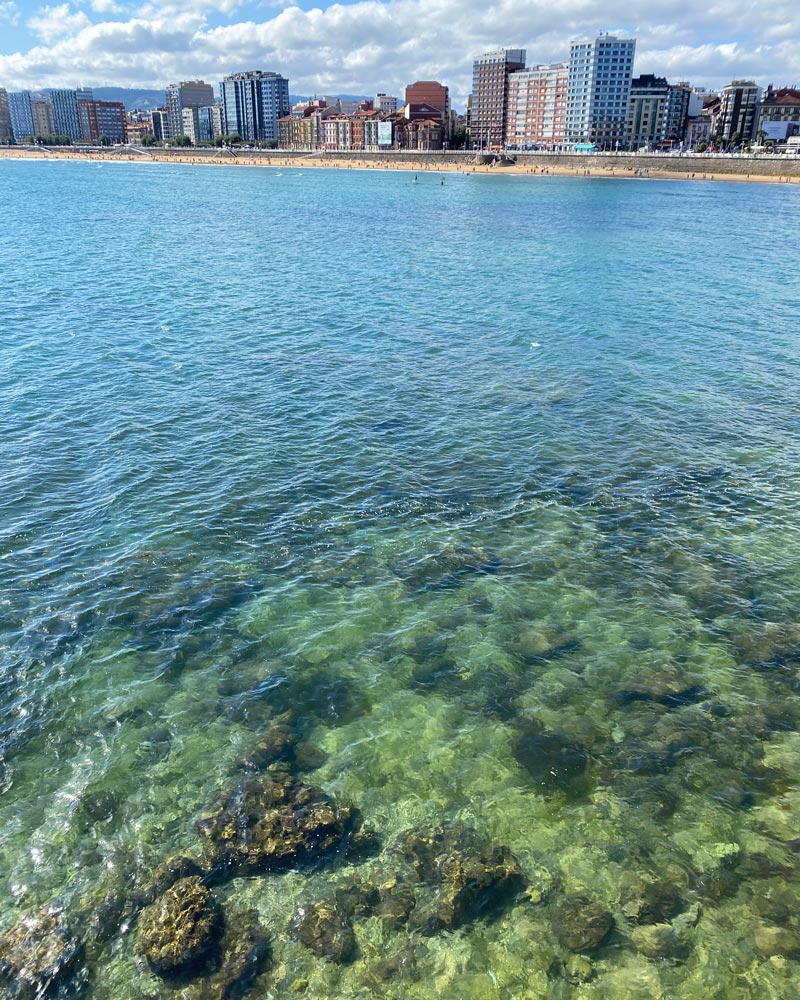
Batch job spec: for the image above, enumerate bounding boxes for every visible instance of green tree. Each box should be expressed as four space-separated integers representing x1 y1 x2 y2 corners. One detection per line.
98 134 111 146
140 133 157 146
450 126 468 149
696 141 708 153
172 134 192 147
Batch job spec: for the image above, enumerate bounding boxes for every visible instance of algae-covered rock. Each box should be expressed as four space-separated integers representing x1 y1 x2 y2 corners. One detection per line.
394 824 523 933
0 908 83 997
142 855 207 905
237 717 300 772
334 871 415 928
551 896 613 952
289 900 356 963
513 728 589 794
195 773 367 877
203 908 271 998
136 876 223 978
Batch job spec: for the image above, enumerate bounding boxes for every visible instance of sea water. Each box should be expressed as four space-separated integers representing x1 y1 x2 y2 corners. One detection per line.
1 158 800 998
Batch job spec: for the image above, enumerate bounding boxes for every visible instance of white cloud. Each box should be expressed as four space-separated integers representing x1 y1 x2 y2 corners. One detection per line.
89 0 123 13
27 3 91 44
1 0 799 103
0 0 19 24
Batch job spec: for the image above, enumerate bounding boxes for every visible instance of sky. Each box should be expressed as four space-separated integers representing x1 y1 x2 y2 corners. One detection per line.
0 0 798 108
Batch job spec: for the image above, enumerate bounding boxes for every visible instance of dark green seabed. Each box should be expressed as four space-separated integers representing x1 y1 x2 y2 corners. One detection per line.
1 159 800 998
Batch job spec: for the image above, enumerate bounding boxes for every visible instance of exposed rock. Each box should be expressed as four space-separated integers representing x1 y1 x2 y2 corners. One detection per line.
551 896 614 952
630 922 687 959
136 876 223 978
394 823 523 933
289 900 356 964
513 728 589 794
0 908 83 997
195 773 367 877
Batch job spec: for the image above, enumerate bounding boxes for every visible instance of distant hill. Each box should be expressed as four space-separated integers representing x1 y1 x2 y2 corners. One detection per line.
85 88 371 111
93 87 166 110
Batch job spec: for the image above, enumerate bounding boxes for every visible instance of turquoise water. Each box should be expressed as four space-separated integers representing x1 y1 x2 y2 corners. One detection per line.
2 158 800 998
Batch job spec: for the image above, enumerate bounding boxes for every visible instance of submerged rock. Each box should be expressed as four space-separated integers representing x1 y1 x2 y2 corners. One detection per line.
141 855 207 906
551 896 614 952
203 909 271 998
614 670 707 708
0 908 83 998
336 871 417 929
236 717 300 772
289 900 356 963
511 626 579 665
630 922 687 960
619 877 684 925
394 824 523 933
754 924 800 958
195 773 368 877
390 543 500 591
513 728 589 794
73 789 119 831
136 876 223 978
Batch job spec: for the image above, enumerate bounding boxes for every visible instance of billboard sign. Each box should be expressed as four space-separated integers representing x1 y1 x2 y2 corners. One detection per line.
377 122 392 146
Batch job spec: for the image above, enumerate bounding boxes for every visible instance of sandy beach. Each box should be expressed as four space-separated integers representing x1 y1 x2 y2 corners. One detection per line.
2 145 799 184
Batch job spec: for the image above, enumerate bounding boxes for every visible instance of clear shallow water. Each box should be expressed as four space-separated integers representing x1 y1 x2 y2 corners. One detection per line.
1 159 800 997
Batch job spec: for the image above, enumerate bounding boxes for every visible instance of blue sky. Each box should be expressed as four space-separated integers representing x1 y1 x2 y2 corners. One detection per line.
1 0 798 107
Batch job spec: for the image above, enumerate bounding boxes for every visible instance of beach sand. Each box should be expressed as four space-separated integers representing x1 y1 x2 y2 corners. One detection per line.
2 146 799 185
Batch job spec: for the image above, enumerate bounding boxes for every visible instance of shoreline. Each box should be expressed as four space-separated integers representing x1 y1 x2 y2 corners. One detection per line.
2 146 799 185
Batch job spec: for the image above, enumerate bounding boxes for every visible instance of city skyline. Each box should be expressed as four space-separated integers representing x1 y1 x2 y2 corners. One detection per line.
0 0 798 106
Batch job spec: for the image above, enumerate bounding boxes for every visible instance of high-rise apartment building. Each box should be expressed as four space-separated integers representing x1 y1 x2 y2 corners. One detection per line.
49 89 82 140
663 82 691 145
8 91 34 140
471 48 526 149
566 33 635 148
628 74 669 148
220 70 290 142
30 96 54 136
0 89 11 141
77 100 127 143
717 80 761 141
404 82 449 121
166 80 215 140
150 109 170 142
506 63 568 149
